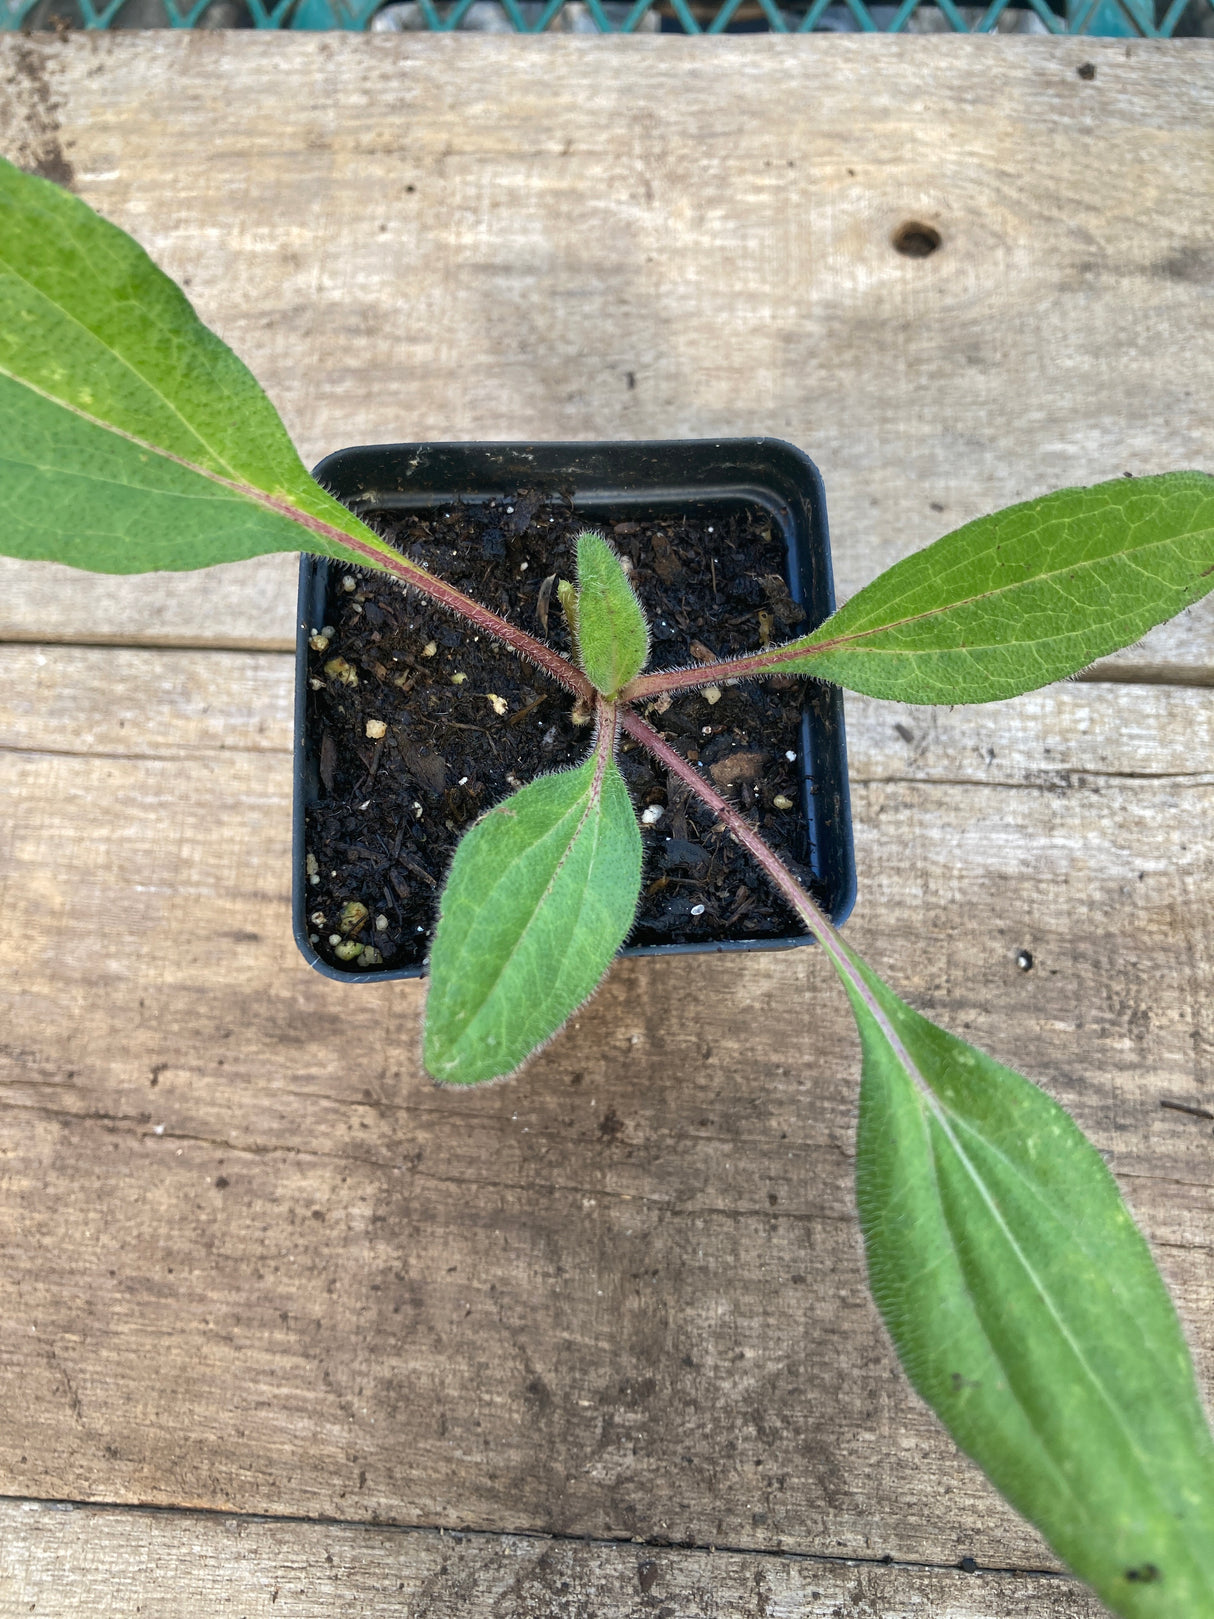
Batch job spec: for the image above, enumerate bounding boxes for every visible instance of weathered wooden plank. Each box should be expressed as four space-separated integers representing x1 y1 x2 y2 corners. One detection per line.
0 645 293 758
0 649 1211 1571
0 1500 1101 1618
0 554 300 654
0 35 1212 678
844 678 1214 785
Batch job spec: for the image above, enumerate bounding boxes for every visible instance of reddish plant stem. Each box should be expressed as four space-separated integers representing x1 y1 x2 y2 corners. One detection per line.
622 643 819 703
619 707 829 941
589 695 621 795
619 708 927 1083
593 693 621 761
623 710 934 1089
324 528 595 702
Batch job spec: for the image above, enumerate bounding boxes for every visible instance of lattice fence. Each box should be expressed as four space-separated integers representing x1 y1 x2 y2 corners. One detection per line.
7 0 1211 48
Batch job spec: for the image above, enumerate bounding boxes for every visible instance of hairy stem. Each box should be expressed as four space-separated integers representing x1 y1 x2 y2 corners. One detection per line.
619 708 926 1081
619 708 830 938
330 526 595 701
594 691 622 757
621 644 819 703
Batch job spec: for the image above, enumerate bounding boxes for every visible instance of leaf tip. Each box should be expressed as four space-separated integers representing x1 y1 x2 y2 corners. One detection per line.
573 527 650 697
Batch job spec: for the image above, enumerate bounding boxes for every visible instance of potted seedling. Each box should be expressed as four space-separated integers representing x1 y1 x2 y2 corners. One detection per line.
292 437 855 987
4 154 1214 1617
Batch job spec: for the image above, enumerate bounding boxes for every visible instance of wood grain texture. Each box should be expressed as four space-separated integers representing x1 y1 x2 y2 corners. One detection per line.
0 554 300 653
2 36 1214 1612
0 645 293 758
0 645 1210 1579
0 1500 1104 1618
0 34 1212 679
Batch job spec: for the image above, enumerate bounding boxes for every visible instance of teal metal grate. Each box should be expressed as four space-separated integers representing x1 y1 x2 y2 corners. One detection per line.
7 0 1212 41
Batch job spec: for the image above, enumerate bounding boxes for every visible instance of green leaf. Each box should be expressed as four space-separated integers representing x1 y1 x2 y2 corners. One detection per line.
574 530 650 697
0 156 396 575
840 950 1214 1616
770 474 1214 703
423 745 642 1085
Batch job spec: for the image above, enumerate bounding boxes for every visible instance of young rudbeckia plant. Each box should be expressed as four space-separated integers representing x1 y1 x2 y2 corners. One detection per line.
4 153 1214 1618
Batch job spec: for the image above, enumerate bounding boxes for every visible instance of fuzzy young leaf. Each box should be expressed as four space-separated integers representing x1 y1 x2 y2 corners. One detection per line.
0 157 397 575
423 744 641 1085
767 474 1214 703
574 530 650 697
842 952 1214 1617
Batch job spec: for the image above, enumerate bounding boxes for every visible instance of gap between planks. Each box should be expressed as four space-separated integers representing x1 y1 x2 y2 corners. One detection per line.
0 633 1211 691
0 1495 1102 1619
0 1489 1067 1576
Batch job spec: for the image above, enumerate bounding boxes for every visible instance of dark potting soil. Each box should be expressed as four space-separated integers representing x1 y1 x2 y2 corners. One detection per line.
303 495 824 974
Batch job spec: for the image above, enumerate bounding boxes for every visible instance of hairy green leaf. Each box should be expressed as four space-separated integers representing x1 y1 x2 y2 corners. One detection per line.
574 530 650 697
423 744 642 1086
770 474 1214 702
0 157 396 574
841 951 1214 1616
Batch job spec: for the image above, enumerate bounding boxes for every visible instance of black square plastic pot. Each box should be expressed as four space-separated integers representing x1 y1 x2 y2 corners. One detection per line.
293 438 855 982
